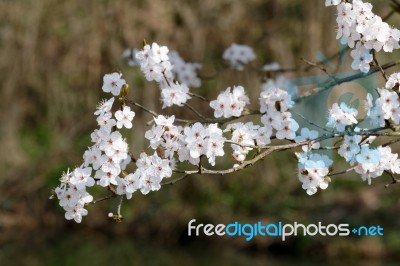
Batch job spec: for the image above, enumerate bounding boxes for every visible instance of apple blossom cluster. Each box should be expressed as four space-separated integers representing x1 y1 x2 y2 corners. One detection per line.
337 135 400 185
122 48 202 88
54 169 94 223
115 152 173 198
136 42 191 108
294 128 328 196
53 73 131 222
297 152 333 195
335 89 400 186
54 0 400 223
364 75 400 127
145 115 225 166
367 89 400 126
325 0 400 175
325 0 400 73
54 72 138 222
326 102 358 132
225 122 272 162
136 42 172 82
223 43 256 70
338 135 363 164
259 86 298 140
327 72 400 184
182 123 225 166
295 128 321 152
209 85 250 118
222 83 298 163
355 146 400 185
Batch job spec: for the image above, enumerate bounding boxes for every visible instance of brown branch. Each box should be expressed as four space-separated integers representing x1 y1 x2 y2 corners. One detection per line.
125 98 192 124
329 167 356 177
301 57 340 84
125 98 159 117
384 171 400 188
303 46 347 72
90 193 116 204
188 92 209 102
199 110 262 125
372 50 388 81
294 60 400 103
184 103 206 119
161 174 190 186
175 136 335 176
117 195 123 217
382 138 400 147
294 112 334 134
126 97 263 125
162 126 396 185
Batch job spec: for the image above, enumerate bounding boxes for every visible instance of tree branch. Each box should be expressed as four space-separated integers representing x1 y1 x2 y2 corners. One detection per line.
184 103 206 119
372 50 388 81
188 92 209 102
294 60 400 103
301 57 340 84
385 171 400 188
90 193 116 204
161 174 190 186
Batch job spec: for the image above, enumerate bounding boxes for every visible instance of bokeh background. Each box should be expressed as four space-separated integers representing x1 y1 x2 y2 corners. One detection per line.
2 0 400 265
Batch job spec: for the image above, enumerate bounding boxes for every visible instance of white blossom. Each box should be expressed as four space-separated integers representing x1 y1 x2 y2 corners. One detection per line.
102 72 126 96
160 82 191 108
115 106 135 129
210 85 250 118
223 43 256 70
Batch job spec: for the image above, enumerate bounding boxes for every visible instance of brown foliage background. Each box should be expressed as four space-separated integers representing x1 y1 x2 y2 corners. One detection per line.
1 0 400 264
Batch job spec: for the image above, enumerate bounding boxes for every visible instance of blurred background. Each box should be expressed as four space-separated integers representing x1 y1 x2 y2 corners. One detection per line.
2 0 400 265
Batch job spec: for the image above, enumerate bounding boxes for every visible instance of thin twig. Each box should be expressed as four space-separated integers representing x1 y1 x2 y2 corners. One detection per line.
184 103 206 119
117 195 123 217
161 174 190 186
372 50 388 81
199 110 262 125
224 140 259 149
162 73 171 87
294 60 400 103
329 167 356 177
364 131 400 137
303 46 347 72
91 193 116 204
127 98 263 125
129 152 137 163
125 99 159 117
163 126 394 182
301 57 340 84
176 137 332 176
188 92 209 102
382 138 400 147
125 98 194 124
384 171 400 188
294 112 334 134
